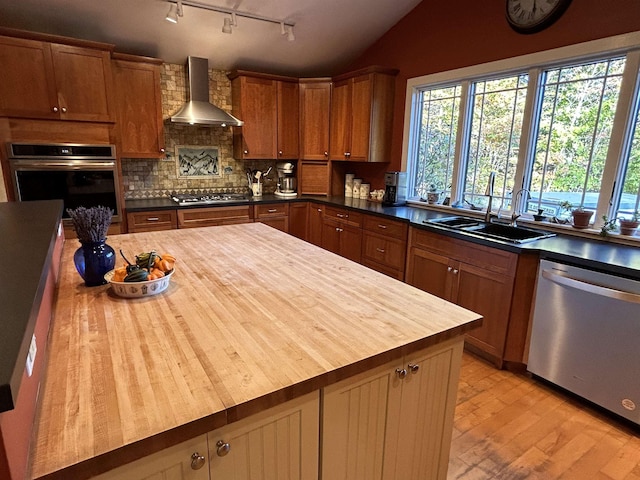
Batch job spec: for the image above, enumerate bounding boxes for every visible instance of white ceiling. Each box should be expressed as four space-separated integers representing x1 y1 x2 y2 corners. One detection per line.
0 0 421 76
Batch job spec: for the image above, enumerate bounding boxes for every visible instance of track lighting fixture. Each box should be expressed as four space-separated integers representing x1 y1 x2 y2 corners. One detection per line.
222 17 232 34
164 0 295 40
165 0 183 23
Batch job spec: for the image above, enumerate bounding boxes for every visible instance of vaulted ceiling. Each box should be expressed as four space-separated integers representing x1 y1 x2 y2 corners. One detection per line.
0 0 422 76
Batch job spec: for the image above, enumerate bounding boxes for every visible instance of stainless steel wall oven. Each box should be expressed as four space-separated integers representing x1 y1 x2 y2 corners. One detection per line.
7 143 121 222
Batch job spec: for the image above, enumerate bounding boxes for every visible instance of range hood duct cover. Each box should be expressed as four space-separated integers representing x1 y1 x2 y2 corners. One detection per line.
171 56 243 127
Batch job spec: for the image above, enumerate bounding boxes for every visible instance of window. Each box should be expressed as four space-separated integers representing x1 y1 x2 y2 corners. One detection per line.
411 85 461 200
403 32 640 233
463 74 528 210
528 58 625 215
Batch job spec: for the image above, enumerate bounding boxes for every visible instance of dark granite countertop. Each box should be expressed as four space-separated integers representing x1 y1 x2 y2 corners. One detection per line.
126 194 640 280
1 200 63 412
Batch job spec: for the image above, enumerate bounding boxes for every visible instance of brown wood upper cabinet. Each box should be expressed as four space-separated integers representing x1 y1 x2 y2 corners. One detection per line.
0 32 115 122
229 71 299 160
113 53 165 158
299 79 331 195
329 67 398 162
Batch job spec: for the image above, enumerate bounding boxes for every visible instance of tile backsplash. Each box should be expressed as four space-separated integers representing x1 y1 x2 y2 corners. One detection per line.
121 63 277 199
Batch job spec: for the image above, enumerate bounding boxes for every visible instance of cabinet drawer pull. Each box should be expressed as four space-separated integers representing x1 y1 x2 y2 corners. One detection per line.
447 266 452 272
268 208 277 213
61 107 67 113
452 269 459 274
216 440 231 457
244 150 249 154
408 363 420 373
146 217 160 222
278 150 283 155
395 368 407 379
336 213 345 218
317 208 322 213
191 452 206 469
52 106 59 113
377 224 387 229
376 247 385 253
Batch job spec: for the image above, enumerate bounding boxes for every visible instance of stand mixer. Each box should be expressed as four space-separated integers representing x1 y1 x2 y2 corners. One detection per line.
274 162 297 197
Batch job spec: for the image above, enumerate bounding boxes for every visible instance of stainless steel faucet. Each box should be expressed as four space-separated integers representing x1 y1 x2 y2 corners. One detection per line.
484 172 496 223
511 188 532 226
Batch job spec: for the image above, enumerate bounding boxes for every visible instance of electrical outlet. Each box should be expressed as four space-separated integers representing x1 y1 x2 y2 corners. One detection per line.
25 334 37 377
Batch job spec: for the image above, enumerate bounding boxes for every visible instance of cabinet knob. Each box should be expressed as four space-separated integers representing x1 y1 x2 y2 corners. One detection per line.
278 150 283 155
160 148 165 153
61 107 67 113
216 440 231 457
452 269 459 274
244 150 249 154
324 151 328 157
317 208 322 213
447 266 452 272
408 363 420 373
52 106 59 113
395 368 407 379
191 452 206 470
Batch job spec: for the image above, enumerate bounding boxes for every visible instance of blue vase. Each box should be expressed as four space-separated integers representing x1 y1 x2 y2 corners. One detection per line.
73 240 116 287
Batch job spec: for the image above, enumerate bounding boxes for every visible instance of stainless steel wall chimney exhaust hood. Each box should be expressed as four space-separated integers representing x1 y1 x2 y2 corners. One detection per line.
171 56 243 127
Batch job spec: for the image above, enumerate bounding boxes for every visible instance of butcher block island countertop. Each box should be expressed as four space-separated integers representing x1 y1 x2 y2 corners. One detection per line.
29 222 481 479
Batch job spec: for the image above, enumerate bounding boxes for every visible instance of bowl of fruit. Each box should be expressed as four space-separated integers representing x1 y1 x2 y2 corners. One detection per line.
105 250 176 298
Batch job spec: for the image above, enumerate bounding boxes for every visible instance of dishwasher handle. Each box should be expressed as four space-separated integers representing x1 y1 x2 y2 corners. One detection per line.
542 269 640 304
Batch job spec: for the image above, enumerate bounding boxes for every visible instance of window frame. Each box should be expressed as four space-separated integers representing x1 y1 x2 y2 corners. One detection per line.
401 32 640 231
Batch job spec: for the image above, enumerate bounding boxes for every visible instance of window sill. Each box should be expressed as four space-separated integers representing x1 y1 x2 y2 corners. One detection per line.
406 200 640 248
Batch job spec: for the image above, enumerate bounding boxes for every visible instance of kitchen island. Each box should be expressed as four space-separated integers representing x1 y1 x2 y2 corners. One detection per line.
29 222 481 479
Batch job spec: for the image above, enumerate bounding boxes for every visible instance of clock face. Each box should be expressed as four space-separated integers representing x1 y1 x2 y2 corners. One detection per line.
506 0 572 33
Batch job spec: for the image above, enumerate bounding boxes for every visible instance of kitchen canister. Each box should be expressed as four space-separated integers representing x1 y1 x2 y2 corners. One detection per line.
345 173 355 197
352 178 363 198
359 183 370 200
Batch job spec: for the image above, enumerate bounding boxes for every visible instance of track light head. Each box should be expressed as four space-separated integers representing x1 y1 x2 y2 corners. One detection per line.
222 17 233 34
285 25 295 42
166 3 179 23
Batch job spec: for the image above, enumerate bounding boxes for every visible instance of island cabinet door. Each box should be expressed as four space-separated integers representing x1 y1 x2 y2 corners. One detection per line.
208 391 319 480
93 435 209 480
321 338 463 480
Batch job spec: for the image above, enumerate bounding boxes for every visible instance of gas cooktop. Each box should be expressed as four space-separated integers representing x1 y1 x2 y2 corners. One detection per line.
171 193 248 206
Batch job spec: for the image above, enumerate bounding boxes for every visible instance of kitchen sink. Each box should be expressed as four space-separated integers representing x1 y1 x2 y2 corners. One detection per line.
427 216 483 228
425 216 556 243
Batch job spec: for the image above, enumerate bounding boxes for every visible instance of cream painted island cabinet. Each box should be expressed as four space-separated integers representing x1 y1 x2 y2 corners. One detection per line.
29 223 481 480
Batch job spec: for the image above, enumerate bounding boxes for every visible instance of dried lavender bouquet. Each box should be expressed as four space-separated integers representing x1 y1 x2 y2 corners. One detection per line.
67 206 113 243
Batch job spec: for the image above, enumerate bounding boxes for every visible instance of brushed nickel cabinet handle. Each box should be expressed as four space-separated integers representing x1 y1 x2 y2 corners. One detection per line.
191 452 206 469
216 440 231 457
146 217 159 222
378 224 387 229
408 363 420 373
395 368 407 379
376 248 385 253
268 208 277 213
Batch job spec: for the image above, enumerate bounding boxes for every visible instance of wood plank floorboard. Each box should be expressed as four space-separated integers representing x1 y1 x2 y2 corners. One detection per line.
448 352 640 480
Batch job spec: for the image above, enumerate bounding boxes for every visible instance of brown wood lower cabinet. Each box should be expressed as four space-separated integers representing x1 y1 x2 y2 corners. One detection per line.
405 227 518 368
254 203 289 232
308 204 324 247
321 206 362 263
127 210 177 233
361 215 408 280
288 201 308 240
177 206 252 228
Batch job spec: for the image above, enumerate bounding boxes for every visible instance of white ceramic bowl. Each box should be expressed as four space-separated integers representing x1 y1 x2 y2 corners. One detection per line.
104 269 174 298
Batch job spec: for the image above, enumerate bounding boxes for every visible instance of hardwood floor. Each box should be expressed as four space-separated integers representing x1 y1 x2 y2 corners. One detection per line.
448 352 640 480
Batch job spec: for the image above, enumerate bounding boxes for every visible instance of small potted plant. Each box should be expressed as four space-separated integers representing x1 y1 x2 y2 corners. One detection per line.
618 210 640 236
559 201 594 229
426 184 440 204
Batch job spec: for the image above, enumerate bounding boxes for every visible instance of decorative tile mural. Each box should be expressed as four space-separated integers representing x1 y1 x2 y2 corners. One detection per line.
175 145 220 178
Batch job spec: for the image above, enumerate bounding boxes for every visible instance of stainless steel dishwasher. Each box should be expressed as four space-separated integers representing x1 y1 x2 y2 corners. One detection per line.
528 259 640 426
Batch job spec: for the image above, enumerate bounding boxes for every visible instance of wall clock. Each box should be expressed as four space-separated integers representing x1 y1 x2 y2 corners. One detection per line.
506 0 573 34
